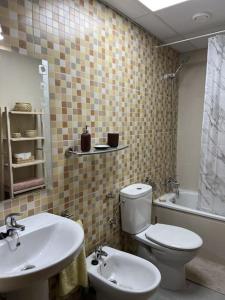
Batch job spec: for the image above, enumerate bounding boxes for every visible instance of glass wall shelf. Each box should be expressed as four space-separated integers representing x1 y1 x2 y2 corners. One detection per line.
65 145 128 157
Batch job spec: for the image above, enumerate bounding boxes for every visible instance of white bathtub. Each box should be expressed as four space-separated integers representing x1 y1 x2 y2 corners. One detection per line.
154 189 225 222
153 189 225 263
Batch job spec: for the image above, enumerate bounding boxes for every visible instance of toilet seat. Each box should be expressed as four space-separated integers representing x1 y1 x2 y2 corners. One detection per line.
145 223 202 251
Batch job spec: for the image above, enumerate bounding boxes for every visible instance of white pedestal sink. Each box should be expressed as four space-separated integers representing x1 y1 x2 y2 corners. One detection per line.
0 213 84 300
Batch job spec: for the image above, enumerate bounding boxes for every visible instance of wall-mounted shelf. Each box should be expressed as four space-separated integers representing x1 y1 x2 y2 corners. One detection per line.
65 145 128 157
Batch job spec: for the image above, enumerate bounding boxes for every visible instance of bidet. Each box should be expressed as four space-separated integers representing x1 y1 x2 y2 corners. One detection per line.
87 246 161 300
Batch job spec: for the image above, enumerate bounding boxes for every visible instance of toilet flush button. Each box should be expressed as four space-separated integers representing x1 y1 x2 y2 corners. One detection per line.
136 187 142 190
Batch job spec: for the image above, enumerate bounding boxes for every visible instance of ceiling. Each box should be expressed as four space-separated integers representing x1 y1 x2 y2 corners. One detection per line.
101 0 225 52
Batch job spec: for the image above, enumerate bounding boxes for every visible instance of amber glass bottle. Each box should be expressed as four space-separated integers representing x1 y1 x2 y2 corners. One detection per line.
81 126 91 152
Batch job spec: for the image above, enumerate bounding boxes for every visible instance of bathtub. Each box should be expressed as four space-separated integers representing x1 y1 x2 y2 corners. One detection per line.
153 189 225 263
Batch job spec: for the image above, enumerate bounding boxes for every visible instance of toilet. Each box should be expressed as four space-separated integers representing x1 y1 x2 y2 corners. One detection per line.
120 184 203 291
87 246 161 300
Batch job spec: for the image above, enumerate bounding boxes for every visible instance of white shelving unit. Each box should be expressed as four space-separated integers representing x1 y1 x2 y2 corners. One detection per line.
3 107 46 198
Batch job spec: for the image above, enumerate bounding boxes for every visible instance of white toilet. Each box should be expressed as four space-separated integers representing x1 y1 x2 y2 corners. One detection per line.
87 246 161 300
120 184 203 291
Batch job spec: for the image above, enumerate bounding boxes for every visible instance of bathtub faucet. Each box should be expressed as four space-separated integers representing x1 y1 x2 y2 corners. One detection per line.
166 177 180 197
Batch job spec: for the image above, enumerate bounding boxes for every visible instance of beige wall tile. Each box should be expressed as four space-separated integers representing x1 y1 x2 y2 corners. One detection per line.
0 0 178 259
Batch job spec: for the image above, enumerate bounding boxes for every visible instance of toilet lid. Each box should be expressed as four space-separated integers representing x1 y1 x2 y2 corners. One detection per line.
145 224 202 251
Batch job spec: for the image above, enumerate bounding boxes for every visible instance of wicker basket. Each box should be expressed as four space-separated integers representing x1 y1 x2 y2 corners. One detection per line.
24 130 37 138
12 132 21 138
13 156 34 164
13 102 32 112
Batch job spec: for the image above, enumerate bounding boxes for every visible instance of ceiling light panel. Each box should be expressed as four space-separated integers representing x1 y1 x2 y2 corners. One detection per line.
138 0 190 12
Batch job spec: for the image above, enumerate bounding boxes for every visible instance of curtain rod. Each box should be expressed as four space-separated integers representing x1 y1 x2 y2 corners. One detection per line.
155 29 225 48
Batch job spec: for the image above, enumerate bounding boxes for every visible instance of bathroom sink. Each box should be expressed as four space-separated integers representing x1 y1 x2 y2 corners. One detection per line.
0 212 84 297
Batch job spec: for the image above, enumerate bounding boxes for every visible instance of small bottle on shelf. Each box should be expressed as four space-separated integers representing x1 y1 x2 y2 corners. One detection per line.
81 126 91 152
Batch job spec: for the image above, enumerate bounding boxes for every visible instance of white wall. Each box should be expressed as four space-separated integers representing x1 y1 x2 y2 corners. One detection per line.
0 49 42 110
176 49 207 191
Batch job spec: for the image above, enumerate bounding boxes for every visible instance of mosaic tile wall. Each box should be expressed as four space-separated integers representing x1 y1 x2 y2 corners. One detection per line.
0 0 179 254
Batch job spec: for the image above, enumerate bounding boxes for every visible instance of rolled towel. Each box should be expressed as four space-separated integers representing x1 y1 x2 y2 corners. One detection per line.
13 177 45 192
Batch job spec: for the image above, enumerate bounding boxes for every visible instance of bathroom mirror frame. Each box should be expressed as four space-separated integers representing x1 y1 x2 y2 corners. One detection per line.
0 47 53 201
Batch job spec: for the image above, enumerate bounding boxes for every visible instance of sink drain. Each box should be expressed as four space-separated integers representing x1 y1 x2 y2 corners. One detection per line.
21 264 36 271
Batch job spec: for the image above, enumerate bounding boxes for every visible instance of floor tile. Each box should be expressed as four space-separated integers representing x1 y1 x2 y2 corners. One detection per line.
156 281 225 300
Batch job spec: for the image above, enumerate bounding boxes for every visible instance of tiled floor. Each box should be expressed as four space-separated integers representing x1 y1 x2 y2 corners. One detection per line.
156 281 225 300
85 281 225 300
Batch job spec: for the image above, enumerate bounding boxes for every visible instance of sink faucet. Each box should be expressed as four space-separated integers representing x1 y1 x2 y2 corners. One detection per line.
165 177 180 197
95 245 108 260
0 213 25 240
5 213 25 233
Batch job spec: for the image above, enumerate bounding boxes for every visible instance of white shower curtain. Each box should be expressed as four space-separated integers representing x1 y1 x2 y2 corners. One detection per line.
198 35 225 216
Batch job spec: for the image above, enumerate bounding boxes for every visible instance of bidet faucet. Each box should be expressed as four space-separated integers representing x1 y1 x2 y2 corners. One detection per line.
95 245 108 260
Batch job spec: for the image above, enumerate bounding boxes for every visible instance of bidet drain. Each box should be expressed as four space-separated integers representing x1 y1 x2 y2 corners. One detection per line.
21 264 36 271
109 279 117 284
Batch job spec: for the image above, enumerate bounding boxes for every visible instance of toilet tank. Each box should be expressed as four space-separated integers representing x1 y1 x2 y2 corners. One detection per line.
120 184 152 234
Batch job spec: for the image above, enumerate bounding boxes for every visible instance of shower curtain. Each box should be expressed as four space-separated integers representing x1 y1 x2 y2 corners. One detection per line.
198 35 225 216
